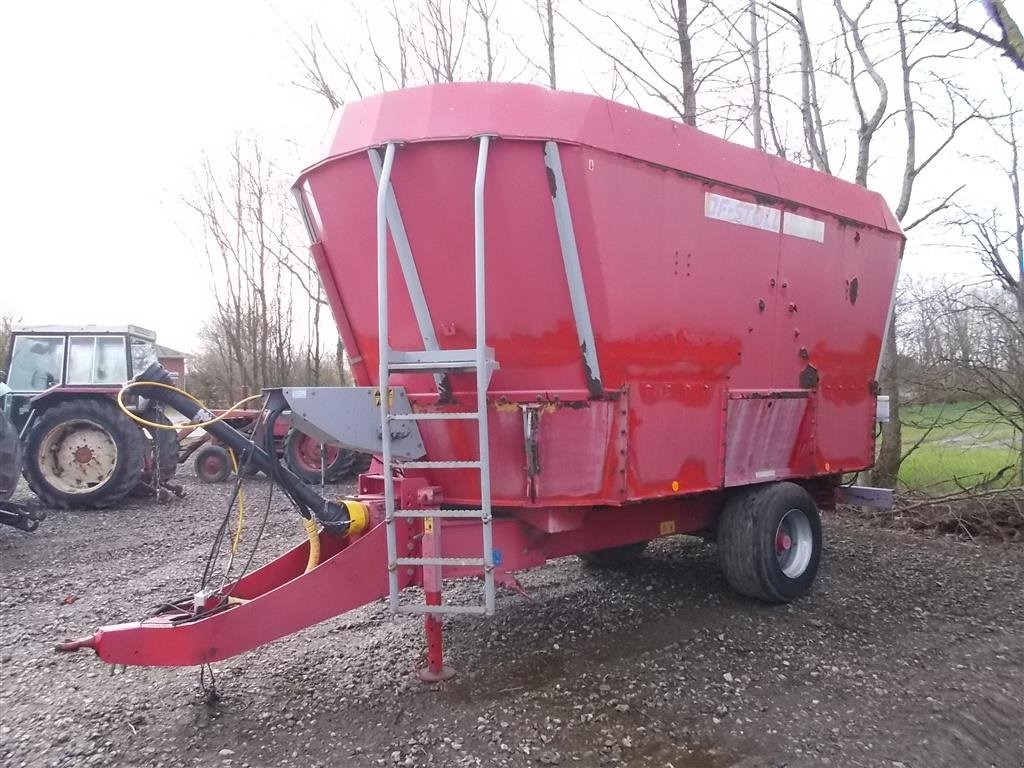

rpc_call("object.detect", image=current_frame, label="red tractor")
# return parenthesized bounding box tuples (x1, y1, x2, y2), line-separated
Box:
(180, 409, 371, 484)
(2, 325, 179, 509)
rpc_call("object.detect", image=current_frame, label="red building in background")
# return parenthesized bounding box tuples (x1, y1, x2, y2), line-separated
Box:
(155, 344, 186, 389)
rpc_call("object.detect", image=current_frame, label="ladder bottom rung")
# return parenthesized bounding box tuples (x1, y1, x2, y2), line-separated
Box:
(396, 556, 486, 567)
(398, 460, 481, 469)
(393, 509, 489, 519)
(396, 604, 490, 616)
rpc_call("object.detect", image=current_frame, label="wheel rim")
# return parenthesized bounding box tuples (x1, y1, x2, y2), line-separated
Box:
(775, 508, 813, 578)
(292, 434, 340, 472)
(37, 419, 118, 495)
(200, 454, 225, 478)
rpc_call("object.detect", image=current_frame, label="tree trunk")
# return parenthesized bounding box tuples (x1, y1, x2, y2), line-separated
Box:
(675, 0, 697, 126)
(750, 0, 763, 151)
(873, 315, 902, 487)
(545, 0, 557, 89)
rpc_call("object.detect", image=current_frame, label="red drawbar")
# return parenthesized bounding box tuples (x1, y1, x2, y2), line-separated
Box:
(58, 523, 410, 667)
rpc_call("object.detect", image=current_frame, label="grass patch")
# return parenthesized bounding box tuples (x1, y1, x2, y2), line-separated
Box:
(898, 401, 1021, 493)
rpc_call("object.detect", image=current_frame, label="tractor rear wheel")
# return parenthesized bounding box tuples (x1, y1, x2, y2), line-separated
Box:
(283, 428, 349, 484)
(578, 540, 649, 566)
(716, 482, 822, 602)
(23, 399, 146, 509)
(194, 444, 232, 483)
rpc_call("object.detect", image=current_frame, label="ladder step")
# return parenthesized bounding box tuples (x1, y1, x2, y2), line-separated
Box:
(393, 509, 489, 519)
(387, 348, 496, 373)
(388, 411, 479, 421)
(396, 556, 487, 567)
(398, 460, 481, 469)
(396, 604, 490, 616)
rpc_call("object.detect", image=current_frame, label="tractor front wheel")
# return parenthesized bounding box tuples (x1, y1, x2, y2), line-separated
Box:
(23, 399, 146, 509)
(194, 444, 232, 483)
(282, 428, 350, 484)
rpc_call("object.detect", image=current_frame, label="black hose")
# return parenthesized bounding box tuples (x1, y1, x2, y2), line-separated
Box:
(132, 363, 353, 532)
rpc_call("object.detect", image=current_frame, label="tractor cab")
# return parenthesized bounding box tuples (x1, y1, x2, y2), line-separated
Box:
(3, 325, 159, 432)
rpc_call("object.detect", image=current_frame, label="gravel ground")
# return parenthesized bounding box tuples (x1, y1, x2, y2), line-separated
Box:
(2, 472, 1023, 768)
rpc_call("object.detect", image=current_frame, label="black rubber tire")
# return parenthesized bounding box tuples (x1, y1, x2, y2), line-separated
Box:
(0, 409, 22, 501)
(22, 398, 146, 510)
(717, 482, 822, 603)
(350, 452, 373, 475)
(326, 449, 359, 481)
(578, 540, 649, 566)
(194, 444, 232, 483)
(282, 428, 348, 484)
(140, 409, 179, 483)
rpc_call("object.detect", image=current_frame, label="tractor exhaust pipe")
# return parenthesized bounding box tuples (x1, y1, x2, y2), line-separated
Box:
(132, 363, 355, 533)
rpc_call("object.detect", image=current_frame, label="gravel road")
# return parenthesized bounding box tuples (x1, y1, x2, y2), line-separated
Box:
(1, 472, 1022, 768)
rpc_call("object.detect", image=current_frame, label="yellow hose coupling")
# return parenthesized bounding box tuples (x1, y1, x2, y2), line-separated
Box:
(340, 499, 370, 536)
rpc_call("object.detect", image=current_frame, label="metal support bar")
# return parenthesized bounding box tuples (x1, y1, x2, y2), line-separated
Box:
(368, 148, 447, 395)
(543, 141, 604, 398)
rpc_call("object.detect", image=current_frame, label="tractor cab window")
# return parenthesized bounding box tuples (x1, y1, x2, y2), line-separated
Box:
(129, 338, 159, 377)
(67, 336, 128, 385)
(7, 336, 66, 392)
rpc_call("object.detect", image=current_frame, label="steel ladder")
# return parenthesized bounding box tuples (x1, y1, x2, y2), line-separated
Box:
(374, 137, 497, 617)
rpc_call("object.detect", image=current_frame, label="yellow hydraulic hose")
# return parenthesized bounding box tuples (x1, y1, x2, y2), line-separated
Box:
(303, 517, 321, 572)
(116, 380, 263, 431)
(116, 379, 322, 576)
(227, 449, 246, 554)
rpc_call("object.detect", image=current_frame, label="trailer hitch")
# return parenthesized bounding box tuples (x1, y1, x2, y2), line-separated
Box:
(0, 500, 46, 532)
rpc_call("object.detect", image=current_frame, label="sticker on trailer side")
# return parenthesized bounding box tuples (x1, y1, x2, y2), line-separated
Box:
(783, 212, 825, 242)
(704, 192, 780, 233)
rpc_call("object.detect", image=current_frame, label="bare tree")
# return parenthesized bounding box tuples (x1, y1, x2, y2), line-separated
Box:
(470, 0, 498, 81)
(0, 312, 19, 368)
(771, 1, 831, 171)
(408, 0, 471, 83)
(185, 139, 324, 402)
(536, 0, 558, 88)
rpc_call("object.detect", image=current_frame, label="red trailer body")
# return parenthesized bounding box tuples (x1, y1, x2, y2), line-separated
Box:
(59, 84, 902, 677)
(299, 83, 901, 504)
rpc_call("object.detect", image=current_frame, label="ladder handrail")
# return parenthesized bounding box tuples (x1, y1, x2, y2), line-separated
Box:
(474, 135, 495, 615)
(376, 142, 400, 612)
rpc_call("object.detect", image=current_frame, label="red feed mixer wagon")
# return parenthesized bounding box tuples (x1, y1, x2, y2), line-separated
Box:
(58, 83, 901, 681)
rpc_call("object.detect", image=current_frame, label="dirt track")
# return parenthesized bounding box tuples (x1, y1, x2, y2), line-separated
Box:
(1, 472, 1022, 768)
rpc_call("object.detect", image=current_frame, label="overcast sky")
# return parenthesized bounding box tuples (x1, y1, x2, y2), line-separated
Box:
(0, 1, 1017, 353)
(0, 1, 333, 351)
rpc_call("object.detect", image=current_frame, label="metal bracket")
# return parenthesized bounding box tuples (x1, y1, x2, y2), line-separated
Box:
(835, 485, 894, 509)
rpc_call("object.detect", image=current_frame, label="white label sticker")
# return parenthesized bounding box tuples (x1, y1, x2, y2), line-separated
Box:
(292, 389, 307, 399)
(705, 192, 781, 233)
(783, 212, 825, 242)
(754, 469, 778, 479)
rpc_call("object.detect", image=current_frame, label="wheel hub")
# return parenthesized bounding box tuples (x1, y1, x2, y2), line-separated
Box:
(38, 420, 119, 494)
(775, 508, 812, 579)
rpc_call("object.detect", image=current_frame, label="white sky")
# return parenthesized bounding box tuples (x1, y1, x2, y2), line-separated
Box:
(0, 1, 1018, 353)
